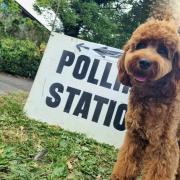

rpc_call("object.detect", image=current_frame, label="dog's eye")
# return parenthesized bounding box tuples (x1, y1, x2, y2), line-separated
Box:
(136, 42, 147, 50)
(157, 44, 169, 58)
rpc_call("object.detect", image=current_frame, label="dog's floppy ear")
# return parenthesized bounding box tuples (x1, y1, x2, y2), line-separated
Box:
(173, 45, 180, 80)
(118, 46, 131, 87)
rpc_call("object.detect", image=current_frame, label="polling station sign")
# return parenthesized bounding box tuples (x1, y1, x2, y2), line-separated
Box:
(24, 33, 129, 148)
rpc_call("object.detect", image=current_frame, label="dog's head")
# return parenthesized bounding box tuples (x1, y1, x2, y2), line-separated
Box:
(118, 19, 180, 87)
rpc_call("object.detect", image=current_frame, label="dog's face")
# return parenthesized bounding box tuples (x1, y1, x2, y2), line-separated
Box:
(119, 19, 180, 87)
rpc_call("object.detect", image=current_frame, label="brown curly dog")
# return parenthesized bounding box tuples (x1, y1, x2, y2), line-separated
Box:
(111, 19, 180, 180)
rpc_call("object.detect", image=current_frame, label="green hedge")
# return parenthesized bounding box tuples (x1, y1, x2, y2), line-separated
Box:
(0, 38, 43, 79)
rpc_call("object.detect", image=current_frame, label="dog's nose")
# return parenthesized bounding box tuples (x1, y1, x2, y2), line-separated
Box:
(139, 59, 152, 70)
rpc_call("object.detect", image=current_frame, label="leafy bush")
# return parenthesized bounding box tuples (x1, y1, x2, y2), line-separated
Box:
(0, 0, 49, 45)
(0, 0, 48, 78)
(0, 38, 43, 78)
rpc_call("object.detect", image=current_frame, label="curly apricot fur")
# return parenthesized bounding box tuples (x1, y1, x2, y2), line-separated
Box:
(112, 19, 180, 180)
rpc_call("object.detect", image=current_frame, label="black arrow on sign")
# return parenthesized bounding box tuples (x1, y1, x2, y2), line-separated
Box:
(93, 47, 123, 58)
(76, 43, 90, 52)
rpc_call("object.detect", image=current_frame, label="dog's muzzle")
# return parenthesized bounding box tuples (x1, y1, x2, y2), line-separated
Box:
(128, 58, 156, 83)
(138, 58, 152, 70)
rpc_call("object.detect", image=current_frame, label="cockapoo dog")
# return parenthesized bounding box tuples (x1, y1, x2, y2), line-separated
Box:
(111, 19, 180, 180)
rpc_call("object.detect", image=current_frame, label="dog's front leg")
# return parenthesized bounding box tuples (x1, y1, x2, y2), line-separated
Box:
(142, 140, 179, 180)
(111, 131, 145, 180)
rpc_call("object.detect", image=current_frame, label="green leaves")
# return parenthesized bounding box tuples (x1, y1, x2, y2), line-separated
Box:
(0, 0, 49, 45)
(51, 164, 68, 178)
(0, 38, 42, 78)
(0, 93, 117, 179)
(0, 0, 20, 15)
(35, 0, 154, 48)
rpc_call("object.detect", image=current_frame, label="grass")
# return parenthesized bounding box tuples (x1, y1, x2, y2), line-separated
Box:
(0, 92, 117, 180)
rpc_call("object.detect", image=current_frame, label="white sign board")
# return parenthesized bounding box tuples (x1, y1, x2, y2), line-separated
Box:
(24, 33, 129, 148)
